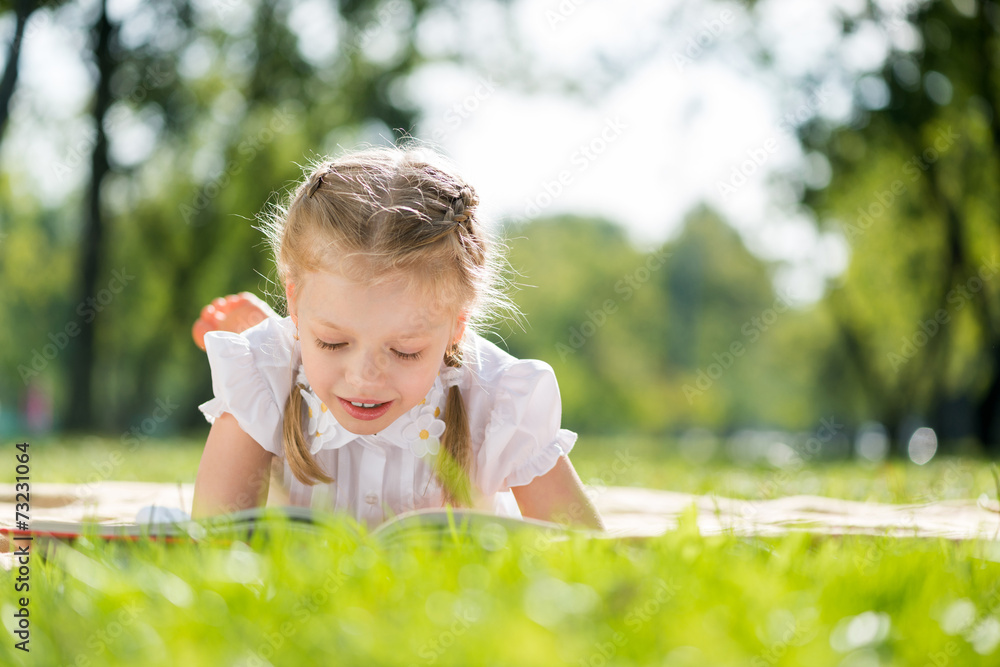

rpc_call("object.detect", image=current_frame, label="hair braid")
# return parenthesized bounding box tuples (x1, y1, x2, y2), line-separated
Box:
(282, 382, 333, 485)
(436, 344, 472, 506)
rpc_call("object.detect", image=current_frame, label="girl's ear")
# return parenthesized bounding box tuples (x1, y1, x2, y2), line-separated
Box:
(452, 311, 468, 345)
(285, 281, 298, 326)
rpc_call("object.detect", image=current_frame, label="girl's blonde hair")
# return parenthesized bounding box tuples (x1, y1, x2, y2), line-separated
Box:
(262, 145, 507, 506)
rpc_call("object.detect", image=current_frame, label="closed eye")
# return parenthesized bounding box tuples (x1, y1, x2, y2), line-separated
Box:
(317, 339, 420, 360)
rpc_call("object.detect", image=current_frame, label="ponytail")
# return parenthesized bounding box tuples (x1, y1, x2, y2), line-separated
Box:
(436, 345, 473, 506)
(282, 383, 333, 485)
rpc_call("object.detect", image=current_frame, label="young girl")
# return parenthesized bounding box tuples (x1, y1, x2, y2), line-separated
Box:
(191, 145, 603, 530)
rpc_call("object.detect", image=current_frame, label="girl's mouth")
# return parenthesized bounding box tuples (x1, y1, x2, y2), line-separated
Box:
(338, 397, 393, 421)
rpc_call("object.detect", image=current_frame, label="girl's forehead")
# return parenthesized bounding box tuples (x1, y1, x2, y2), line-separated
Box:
(300, 269, 458, 333)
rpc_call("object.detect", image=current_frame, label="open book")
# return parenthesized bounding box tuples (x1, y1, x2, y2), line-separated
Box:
(1, 506, 584, 547)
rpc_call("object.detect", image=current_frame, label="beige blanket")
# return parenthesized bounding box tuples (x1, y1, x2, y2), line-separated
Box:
(3, 482, 998, 569)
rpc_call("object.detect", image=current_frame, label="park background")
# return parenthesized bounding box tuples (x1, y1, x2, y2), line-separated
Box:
(1, 0, 999, 471)
(6, 2, 1000, 664)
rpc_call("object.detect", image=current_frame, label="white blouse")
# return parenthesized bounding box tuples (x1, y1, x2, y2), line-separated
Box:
(199, 316, 576, 526)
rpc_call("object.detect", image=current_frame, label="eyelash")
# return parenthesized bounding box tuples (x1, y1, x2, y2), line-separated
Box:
(315, 339, 422, 361)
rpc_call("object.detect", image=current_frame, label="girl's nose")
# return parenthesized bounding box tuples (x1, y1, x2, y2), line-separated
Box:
(345, 349, 387, 388)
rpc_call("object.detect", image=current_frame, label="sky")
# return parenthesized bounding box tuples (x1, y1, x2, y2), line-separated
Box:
(1, 0, 926, 303)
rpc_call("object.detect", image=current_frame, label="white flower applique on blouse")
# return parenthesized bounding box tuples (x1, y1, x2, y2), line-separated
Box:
(199, 316, 577, 527)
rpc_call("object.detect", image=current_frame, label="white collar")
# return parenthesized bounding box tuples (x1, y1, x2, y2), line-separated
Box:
(295, 364, 463, 458)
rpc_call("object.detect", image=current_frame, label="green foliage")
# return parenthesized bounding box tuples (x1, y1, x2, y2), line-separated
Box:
(3, 0, 999, 450)
(497, 211, 844, 434)
(793, 1, 1000, 443)
(0, 0, 438, 433)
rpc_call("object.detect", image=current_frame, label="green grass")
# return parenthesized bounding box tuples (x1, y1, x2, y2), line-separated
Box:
(3, 511, 1000, 666)
(5, 433, 998, 505)
(570, 436, 1000, 505)
(4, 434, 1000, 665)
(0, 435, 206, 486)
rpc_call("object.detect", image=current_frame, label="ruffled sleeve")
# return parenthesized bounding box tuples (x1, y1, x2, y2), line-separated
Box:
(474, 358, 577, 495)
(198, 316, 298, 457)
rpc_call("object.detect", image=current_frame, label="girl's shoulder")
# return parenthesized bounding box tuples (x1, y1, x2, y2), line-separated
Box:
(204, 315, 299, 371)
(458, 334, 564, 421)
(461, 332, 556, 389)
(200, 316, 299, 457)
(459, 333, 576, 495)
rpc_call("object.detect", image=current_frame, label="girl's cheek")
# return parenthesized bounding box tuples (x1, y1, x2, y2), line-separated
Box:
(413, 366, 442, 400)
(302, 352, 338, 390)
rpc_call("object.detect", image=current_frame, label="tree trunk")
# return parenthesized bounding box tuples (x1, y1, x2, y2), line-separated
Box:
(65, 0, 113, 430)
(975, 345, 1000, 453)
(971, 0, 1000, 455)
(0, 0, 36, 143)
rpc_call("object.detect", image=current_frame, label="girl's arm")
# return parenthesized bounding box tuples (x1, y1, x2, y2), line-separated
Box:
(512, 455, 605, 531)
(192, 413, 274, 519)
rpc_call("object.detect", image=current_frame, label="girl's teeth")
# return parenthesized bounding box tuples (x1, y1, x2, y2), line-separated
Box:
(351, 401, 380, 408)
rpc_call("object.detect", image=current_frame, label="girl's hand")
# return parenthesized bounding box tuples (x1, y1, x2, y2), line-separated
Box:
(512, 456, 605, 531)
(192, 292, 278, 351)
